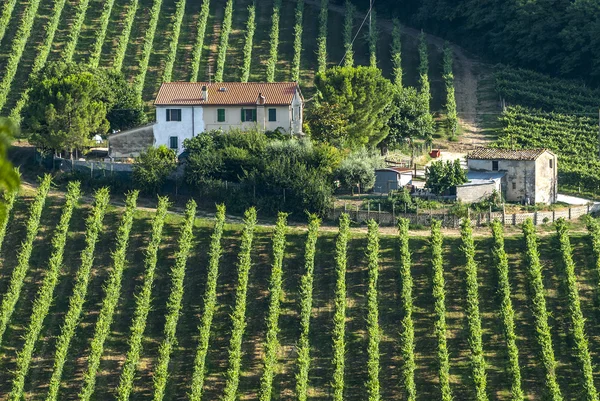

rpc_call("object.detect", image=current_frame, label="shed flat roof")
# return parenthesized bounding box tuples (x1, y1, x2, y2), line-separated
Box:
(459, 171, 506, 187)
(467, 148, 553, 161)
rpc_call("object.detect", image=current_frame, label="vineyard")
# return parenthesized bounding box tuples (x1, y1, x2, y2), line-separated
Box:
(494, 66, 600, 194)
(0, 0, 452, 117)
(1, 184, 600, 400)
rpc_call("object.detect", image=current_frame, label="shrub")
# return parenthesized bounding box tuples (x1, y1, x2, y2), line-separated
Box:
(425, 159, 466, 195)
(190, 0, 211, 81)
(240, 4, 256, 83)
(133, 145, 177, 193)
(335, 149, 384, 193)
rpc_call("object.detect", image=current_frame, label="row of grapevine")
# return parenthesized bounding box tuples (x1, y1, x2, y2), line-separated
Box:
(391, 19, 402, 88)
(365, 220, 380, 401)
(522, 219, 563, 401)
(162, 0, 187, 82)
(190, 204, 226, 401)
(317, 0, 328, 73)
(331, 213, 349, 401)
(116, 196, 169, 401)
(222, 207, 257, 401)
(78, 191, 139, 401)
(418, 31, 430, 112)
(586, 218, 600, 305)
(62, 0, 90, 62)
(430, 220, 452, 401)
(265, 0, 282, 83)
(555, 220, 598, 401)
(490, 221, 524, 401)
(258, 212, 288, 401)
(0, 174, 51, 347)
(214, 0, 234, 83)
(9, 0, 68, 122)
(132, 0, 164, 98)
(0, 0, 43, 112)
(398, 219, 416, 400)
(343, 0, 355, 67)
(190, 0, 211, 81)
(153, 200, 197, 401)
(295, 214, 320, 401)
(368, 11, 377, 68)
(7, 182, 81, 401)
(45, 187, 111, 401)
(460, 219, 488, 401)
(0, 186, 17, 255)
(240, 4, 256, 83)
(290, 0, 304, 82)
(0, 0, 17, 43)
(112, 0, 139, 72)
(443, 43, 458, 137)
(88, 0, 117, 67)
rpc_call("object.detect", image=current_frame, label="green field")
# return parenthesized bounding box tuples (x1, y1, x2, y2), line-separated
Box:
(0, 0, 449, 116)
(1, 185, 600, 400)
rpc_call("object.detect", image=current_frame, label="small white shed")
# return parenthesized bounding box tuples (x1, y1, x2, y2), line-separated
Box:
(374, 168, 413, 194)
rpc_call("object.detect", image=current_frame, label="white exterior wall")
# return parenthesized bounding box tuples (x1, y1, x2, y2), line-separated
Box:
(154, 106, 204, 154)
(467, 158, 539, 203)
(535, 152, 558, 204)
(290, 90, 303, 134)
(202, 105, 293, 133)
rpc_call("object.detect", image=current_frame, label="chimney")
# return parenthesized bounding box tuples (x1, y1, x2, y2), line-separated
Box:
(201, 85, 208, 101)
(257, 92, 266, 105)
(256, 92, 266, 131)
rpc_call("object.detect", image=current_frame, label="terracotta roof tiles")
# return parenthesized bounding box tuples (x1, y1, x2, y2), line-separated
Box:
(467, 148, 553, 161)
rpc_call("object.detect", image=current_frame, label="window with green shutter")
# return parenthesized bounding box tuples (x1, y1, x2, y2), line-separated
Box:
(241, 108, 256, 122)
(169, 136, 178, 150)
(217, 108, 225, 122)
(268, 108, 276, 121)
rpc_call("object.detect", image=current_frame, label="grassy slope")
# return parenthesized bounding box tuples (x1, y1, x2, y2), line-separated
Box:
(0, 192, 598, 400)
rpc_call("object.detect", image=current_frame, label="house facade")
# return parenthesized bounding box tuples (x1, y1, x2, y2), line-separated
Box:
(109, 82, 304, 158)
(465, 148, 558, 204)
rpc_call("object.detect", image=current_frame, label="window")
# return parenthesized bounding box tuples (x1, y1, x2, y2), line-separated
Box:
(492, 160, 499, 171)
(268, 108, 277, 122)
(169, 136, 178, 150)
(241, 108, 257, 122)
(166, 109, 181, 122)
(549, 159, 553, 169)
(217, 108, 226, 122)
(512, 182, 517, 190)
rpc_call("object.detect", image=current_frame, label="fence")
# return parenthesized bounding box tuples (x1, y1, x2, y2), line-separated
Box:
(328, 203, 600, 228)
(58, 158, 133, 179)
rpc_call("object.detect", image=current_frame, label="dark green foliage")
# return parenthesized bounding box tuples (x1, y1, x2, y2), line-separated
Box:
(241, 4, 256, 83)
(133, 145, 177, 192)
(555, 220, 598, 401)
(222, 208, 257, 401)
(215, 0, 234, 82)
(365, 220, 380, 401)
(306, 102, 349, 147)
(398, 219, 416, 400)
(460, 219, 488, 401)
(332, 214, 349, 401)
(315, 66, 395, 148)
(490, 221, 524, 401)
(425, 159, 466, 195)
(266, 0, 282, 82)
(385, 86, 435, 149)
(191, 0, 211, 81)
(522, 219, 563, 401)
(295, 215, 320, 401)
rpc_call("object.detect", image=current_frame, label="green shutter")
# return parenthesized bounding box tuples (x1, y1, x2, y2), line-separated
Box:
(252, 109, 257, 122)
(241, 108, 245, 122)
(218, 109, 225, 122)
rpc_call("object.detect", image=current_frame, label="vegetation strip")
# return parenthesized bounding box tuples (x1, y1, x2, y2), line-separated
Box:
(418, 31, 430, 112)
(0, 174, 51, 347)
(490, 221, 524, 401)
(112, 0, 138, 71)
(266, 0, 282, 82)
(132, 0, 164, 98)
(368, 11, 377, 67)
(391, 19, 402, 88)
(398, 219, 416, 400)
(152, 200, 197, 401)
(460, 219, 488, 401)
(0, 188, 17, 256)
(443, 43, 458, 138)
(0, 0, 17, 44)
(258, 212, 288, 401)
(162, 0, 187, 82)
(331, 213, 349, 401)
(295, 214, 320, 401)
(78, 191, 139, 401)
(62, 0, 91, 62)
(88, 0, 117, 67)
(522, 219, 563, 401)
(366, 220, 380, 401)
(240, 3, 256, 83)
(214, 0, 234, 83)
(9, 0, 68, 122)
(116, 196, 169, 401)
(430, 220, 452, 401)
(221, 207, 257, 401)
(190, 0, 211, 81)
(45, 187, 110, 401)
(189, 204, 226, 401)
(8, 182, 81, 401)
(555, 219, 598, 401)
(586, 217, 600, 305)
(342, 1, 354, 67)
(0, 0, 44, 112)
(317, 0, 328, 73)
(290, 0, 303, 82)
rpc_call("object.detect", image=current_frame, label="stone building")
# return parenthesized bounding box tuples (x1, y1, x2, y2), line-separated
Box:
(461, 148, 558, 204)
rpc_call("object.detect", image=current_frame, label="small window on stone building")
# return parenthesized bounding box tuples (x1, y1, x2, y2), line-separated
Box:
(169, 136, 178, 150)
(492, 160, 499, 171)
(549, 159, 553, 169)
(268, 108, 277, 122)
(512, 182, 516, 190)
(166, 109, 181, 122)
(217, 108, 226, 122)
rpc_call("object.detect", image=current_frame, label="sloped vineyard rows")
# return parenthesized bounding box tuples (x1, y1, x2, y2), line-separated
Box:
(214, 0, 234, 83)
(332, 213, 349, 401)
(398, 218, 416, 400)
(290, 0, 304, 82)
(240, 4, 256, 83)
(265, 0, 282, 83)
(162, 0, 188, 83)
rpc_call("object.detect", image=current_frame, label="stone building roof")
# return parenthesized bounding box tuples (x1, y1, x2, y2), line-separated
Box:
(154, 82, 301, 106)
(467, 148, 553, 161)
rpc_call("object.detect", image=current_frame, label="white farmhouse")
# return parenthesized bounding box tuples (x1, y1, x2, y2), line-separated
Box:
(108, 82, 304, 158)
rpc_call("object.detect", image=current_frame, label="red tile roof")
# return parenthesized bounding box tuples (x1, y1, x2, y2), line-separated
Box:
(467, 148, 553, 161)
(154, 82, 301, 106)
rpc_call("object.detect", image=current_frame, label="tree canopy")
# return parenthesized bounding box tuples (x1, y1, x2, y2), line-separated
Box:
(384, 86, 435, 149)
(425, 159, 467, 195)
(133, 145, 177, 192)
